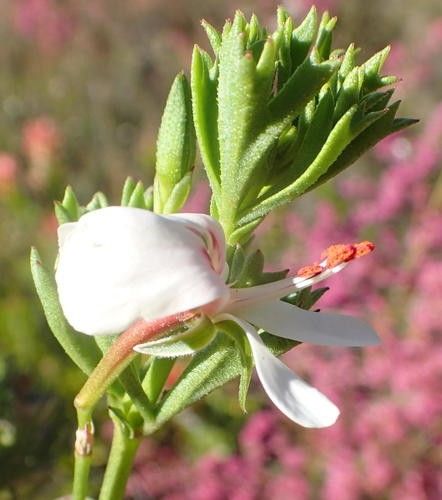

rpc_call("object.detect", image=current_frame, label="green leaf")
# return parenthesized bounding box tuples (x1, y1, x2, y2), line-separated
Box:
(217, 31, 264, 227)
(142, 357, 175, 403)
(315, 12, 337, 61)
(191, 46, 221, 200)
(154, 72, 196, 213)
(54, 201, 71, 224)
(363, 46, 391, 91)
(121, 177, 136, 206)
(308, 101, 417, 190)
(135, 316, 216, 358)
(128, 181, 146, 208)
(269, 56, 338, 125)
(144, 186, 154, 210)
(219, 321, 253, 412)
(86, 192, 108, 212)
(290, 6, 318, 70)
(162, 172, 193, 214)
(201, 19, 221, 56)
(30, 247, 101, 375)
(227, 244, 246, 284)
(239, 105, 385, 224)
(61, 186, 80, 221)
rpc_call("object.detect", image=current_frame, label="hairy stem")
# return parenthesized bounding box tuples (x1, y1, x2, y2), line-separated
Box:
(72, 450, 92, 500)
(71, 312, 196, 498)
(98, 422, 141, 500)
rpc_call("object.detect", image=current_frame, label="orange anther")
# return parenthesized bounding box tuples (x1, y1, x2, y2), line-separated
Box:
(297, 263, 323, 279)
(354, 241, 375, 257)
(322, 244, 356, 268)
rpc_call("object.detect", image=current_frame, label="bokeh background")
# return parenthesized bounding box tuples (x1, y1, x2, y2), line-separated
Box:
(0, 0, 441, 498)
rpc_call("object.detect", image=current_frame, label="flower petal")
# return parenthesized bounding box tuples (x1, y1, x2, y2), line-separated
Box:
(55, 207, 230, 335)
(216, 314, 340, 428)
(235, 300, 380, 346)
(229, 263, 347, 308)
(165, 213, 226, 274)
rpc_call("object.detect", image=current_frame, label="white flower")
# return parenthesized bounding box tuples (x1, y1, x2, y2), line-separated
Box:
(56, 206, 379, 428)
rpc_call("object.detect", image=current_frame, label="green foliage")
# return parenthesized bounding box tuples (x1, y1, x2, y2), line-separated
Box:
(191, 7, 415, 244)
(30, 247, 101, 375)
(154, 73, 196, 214)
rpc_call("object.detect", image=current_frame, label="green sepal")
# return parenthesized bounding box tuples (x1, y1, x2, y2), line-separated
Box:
(61, 186, 80, 221)
(142, 357, 175, 403)
(218, 321, 253, 412)
(162, 172, 193, 214)
(54, 201, 72, 224)
(227, 244, 246, 284)
(108, 406, 138, 439)
(128, 181, 146, 208)
(135, 316, 216, 358)
(30, 247, 101, 375)
(121, 177, 137, 206)
(144, 186, 154, 211)
(235, 249, 288, 287)
(86, 192, 108, 212)
(154, 72, 196, 213)
(284, 286, 329, 310)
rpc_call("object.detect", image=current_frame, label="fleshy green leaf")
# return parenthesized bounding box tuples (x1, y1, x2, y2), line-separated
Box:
(308, 101, 418, 190)
(121, 177, 137, 206)
(154, 72, 196, 213)
(30, 247, 101, 375)
(191, 46, 221, 200)
(219, 321, 253, 412)
(54, 201, 71, 224)
(128, 181, 146, 208)
(61, 186, 80, 221)
(162, 172, 193, 214)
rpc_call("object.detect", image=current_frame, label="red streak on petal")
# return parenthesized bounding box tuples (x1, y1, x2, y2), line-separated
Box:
(296, 263, 323, 279)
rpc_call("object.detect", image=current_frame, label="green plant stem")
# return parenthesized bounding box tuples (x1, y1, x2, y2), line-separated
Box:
(73, 453, 92, 500)
(74, 312, 195, 426)
(142, 357, 175, 402)
(98, 423, 141, 500)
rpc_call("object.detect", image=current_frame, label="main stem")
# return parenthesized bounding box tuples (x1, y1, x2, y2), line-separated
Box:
(73, 454, 92, 500)
(72, 311, 196, 499)
(98, 422, 141, 500)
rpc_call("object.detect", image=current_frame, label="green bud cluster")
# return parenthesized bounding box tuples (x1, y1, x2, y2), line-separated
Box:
(191, 7, 416, 244)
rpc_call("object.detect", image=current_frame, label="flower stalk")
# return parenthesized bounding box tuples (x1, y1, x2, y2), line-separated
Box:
(29, 6, 417, 499)
(98, 421, 141, 500)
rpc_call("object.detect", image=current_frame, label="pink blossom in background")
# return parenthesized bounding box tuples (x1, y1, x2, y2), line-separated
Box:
(13, 0, 75, 53)
(0, 153, 18, 194)
(22, 116, 61, 163)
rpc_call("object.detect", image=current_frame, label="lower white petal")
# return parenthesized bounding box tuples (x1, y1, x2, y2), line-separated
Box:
(235, 300, 379, 346)
(216, 314, 339, 428)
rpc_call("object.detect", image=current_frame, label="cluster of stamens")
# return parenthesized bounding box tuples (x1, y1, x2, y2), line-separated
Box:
(296, 241, 375, 279)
